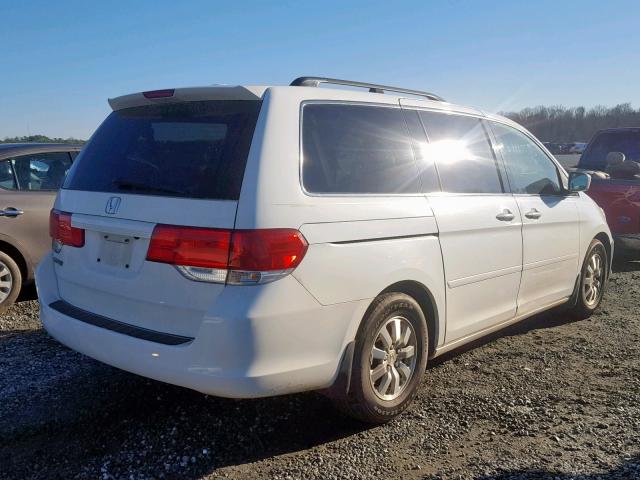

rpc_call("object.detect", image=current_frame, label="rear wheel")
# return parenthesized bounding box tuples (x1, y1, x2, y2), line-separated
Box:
(0, 251, 22, 313)
(569, 239, 607, 319)
(333, 293, 428, 424)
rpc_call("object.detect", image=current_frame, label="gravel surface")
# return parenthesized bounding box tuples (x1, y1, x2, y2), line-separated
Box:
(1, 260, 639, 480)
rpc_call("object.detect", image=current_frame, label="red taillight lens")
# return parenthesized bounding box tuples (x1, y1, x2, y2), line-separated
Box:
(49, 209, 85, 248)
(146, 225, 231, 268)
(146, 225, 308, 284)
(142, 89, 175, 99)
(229, 229, 308, 271)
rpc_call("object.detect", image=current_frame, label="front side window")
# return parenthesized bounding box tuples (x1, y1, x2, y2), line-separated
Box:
(418, 111, 503, 194)
(7, 152, 72, 191)
(302, 103, 420, 194)
(491, 122, 562, 195)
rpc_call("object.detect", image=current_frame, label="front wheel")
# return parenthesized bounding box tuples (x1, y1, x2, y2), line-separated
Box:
(569, 239, 608, 319)
(333, 293, 428, 424)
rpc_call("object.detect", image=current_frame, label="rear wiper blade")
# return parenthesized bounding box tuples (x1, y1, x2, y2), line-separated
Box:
(113, 179, 187, 196)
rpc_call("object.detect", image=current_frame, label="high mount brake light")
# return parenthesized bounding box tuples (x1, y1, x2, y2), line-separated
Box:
(146, 225, 308, 285)
(49, 209, 85, 248)
(142, 89, 175, 99)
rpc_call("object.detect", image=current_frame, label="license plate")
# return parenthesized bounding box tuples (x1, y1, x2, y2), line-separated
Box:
(99, 233, 134, 268)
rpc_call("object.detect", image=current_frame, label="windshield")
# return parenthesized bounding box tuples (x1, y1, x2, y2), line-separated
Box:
(580, 130, 640, 170)
(64, 100, 262, 200)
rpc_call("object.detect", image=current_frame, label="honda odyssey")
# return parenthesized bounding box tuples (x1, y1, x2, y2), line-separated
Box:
(36, 77, 612, 423)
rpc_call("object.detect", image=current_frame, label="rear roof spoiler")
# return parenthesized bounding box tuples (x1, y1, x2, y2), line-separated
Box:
(108, 86, 267, 111)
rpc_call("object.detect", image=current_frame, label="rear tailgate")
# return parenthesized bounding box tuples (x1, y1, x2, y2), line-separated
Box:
(51, 94, 262, 338)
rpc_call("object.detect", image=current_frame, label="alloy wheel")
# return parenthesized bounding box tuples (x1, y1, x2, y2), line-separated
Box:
(583, 250, 604, 307)
(0, 261, 13, 304)
(369, 315, 418, 401)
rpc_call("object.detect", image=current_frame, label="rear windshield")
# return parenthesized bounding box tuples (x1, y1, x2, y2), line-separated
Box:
(64, 100, 262, 200)
(580, 130, 640, 170)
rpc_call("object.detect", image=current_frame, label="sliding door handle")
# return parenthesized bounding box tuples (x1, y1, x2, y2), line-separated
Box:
(525, 208, 542, 220)
(496, 209, 515, 222)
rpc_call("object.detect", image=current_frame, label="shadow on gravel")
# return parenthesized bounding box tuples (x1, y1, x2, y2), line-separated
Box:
(430, 307, 577, 367)
(16, 283, 37, 302)
(1, 338, 369, 478)
(0, 294, 605, 479)
(612, 257, 640, 273)
(473, 456, 639, 480)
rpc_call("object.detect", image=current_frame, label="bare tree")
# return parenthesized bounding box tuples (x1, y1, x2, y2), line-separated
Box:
(501, 104, 640, 142)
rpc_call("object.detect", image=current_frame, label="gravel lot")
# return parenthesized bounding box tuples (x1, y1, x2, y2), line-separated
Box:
(1, 258, 639, 480)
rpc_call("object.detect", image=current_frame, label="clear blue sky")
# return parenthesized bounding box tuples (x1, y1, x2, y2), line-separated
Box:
(1, 0, 639, 139)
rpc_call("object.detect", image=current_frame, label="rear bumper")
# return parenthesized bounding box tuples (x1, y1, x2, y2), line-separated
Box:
(36, 254, 368, 398)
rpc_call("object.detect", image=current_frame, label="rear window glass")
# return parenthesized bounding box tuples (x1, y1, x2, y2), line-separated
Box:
(64, 100, 261, 200)
(580, 130, 640, 170)
(302, 103, 420, 194)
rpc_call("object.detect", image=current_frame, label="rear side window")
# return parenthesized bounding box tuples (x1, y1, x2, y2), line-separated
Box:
(302, 103, 420, 194)
(2, 152, 72, 191)
(419, 111, 503, 194)
(64, 100, 262, 200)
(491, 122, 562, 195)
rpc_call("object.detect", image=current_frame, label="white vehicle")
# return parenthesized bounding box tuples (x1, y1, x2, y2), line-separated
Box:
(37, 77, 612, 423)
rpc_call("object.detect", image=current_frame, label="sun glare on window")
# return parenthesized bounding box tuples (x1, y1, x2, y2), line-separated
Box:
(419, 139, 474, 165)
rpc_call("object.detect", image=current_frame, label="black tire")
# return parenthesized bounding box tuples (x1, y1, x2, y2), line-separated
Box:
(569, 239, 607, 319)
(333, 293, 428, 424)
(0, 251, 22, 313)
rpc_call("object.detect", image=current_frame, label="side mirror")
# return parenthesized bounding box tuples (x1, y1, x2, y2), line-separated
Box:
(568, 171, 591, 192)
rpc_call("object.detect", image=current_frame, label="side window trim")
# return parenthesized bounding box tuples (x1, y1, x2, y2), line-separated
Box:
(482, 119, 513, 194)
(11, 158, 23, 190)
(479, 120, 508, 194)
(401, 108, 442, 193)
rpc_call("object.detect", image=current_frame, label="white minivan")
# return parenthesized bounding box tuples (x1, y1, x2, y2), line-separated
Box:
(37, 77, 612, 423)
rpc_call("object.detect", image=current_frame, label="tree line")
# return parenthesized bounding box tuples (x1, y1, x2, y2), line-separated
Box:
(502, 103, 640, 143)
(3, 104, 640, 146)
(1, 135, 85, 144)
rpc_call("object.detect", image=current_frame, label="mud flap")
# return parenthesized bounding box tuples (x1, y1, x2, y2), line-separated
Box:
(320, 341, 355, 399)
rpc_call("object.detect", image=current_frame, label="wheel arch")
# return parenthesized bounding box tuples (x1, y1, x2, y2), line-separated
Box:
(327, 279, 440, 399)
(594, 231, 612, 275)
(377, 280, 439, 358)
(0, 239, 30, 284)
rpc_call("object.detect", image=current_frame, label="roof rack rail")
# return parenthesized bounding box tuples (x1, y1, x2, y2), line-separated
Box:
(290, 76, 445, 102)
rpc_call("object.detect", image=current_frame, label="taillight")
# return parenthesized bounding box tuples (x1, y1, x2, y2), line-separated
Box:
(227, 229, 308, 285)
(49, 209, 85, 248)
(146, 225, 308, 285)
(146, 226, 231, 282)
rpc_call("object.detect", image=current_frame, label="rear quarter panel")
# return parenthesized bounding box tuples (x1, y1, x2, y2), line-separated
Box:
(235, 87, 447, 347)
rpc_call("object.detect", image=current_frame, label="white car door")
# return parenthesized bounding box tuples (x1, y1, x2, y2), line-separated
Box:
(413, 110, 523, 343)
(490, 121, 580, 316)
